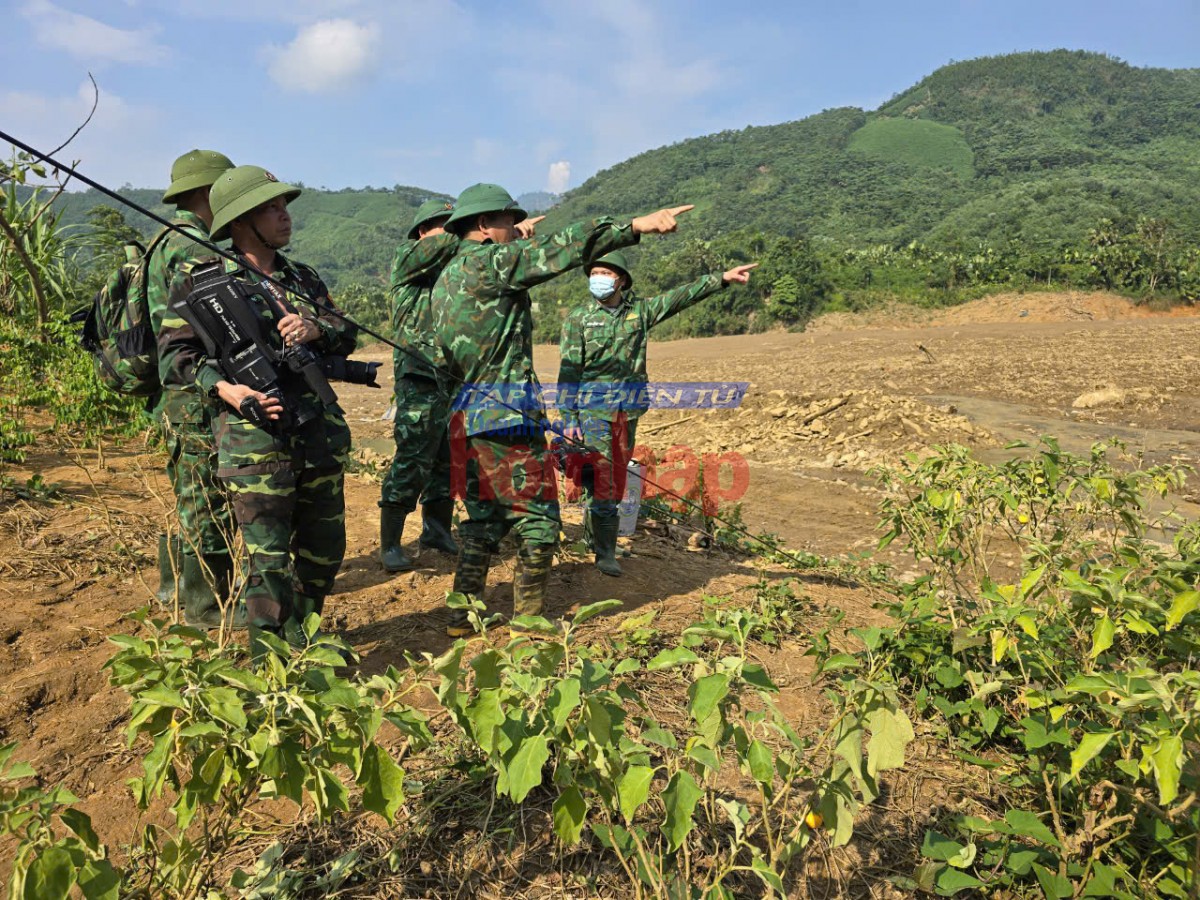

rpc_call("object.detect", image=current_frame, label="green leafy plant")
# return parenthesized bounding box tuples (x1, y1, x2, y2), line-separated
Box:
(103, 611, 430, 899)
(869, 439, 1199, 896)
(421, 592, 910, 898)
(1, 744, 121, 900)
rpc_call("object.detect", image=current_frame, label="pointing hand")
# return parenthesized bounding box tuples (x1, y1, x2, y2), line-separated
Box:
(632, 204, 695, 235)
(515, 215, 546, 239)
(722, 263, 759, 285)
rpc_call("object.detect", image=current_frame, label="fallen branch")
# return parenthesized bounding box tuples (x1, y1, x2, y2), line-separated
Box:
(640, 413, 701, 437)
(799, 396, 849, 427)
(831, 428, 873, 447)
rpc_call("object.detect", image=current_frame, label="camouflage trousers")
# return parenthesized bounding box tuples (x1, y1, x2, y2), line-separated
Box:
(450, 428, 561, 550)
(380, 374, 452, 512)
(216, 408, 350, 630)
(223, 464, 346, 629)
(163, 415, 234, 560)
(572, 414, 638, 522)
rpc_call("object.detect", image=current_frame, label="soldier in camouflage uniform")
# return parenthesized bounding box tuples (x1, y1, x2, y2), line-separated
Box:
(149, 149, 240, 627)
(431, 183, 695, 635)
(379, 199, 460, 571)
(558, 251, 758, 576)
(160, 166, 357, 654)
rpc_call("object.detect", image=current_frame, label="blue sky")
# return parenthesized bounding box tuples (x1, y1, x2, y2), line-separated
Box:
(1, 1, 1197, 198)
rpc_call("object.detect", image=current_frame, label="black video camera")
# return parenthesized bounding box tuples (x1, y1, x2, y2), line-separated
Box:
(172, 262, 340, 432)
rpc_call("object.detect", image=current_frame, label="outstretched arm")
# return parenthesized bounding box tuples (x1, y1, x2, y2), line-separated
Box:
(644, 264, 758, 329)
(493, 205, 696, 293)
(388, 233, 461, 296)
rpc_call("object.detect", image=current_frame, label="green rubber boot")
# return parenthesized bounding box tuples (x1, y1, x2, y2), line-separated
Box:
(513, 543, 555, 620)
(283, 590, 322, 650)
(156, 533, 182, 606)
(181, 553, 246, 629)
(446, 538, 491, 637)
(419, 499, 459, 556)
(379, 506, 415, 572)
(591, 515, 623, 577)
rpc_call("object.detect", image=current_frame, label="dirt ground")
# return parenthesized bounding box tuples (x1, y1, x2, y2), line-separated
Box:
(1, 291, 1197, 893)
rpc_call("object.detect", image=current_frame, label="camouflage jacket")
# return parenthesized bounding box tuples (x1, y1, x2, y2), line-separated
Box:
(557, 274, 725, 422)
(147, 210, 217, 424)
(160, 251, 357, 471)
(388, 233, 460, 381)
(432, 218, 639, 435)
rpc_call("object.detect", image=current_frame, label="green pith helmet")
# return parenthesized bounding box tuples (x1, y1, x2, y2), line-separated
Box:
(162, 149, 235, 203)
(443, 183, 526, 233)
(588, 250, 633, 289)
(408, 198, 456, 239)
(208, 165, 302, 241)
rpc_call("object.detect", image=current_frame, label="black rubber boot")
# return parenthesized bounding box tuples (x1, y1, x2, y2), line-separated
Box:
(283, 590, 323, 649)
(446, 538, 491, 637)
(419, 499, 459, 556)
(181, 553, 246, 630)
(591, 515, 623, 577)
(156, 533, 181, 606)
(379, 506, 415, 572)
(513, 543, 555, 621)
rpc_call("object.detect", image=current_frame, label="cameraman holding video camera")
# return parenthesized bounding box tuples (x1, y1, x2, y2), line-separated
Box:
(160, 165, 359, 657)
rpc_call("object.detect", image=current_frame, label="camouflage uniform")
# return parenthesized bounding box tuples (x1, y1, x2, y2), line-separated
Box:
(380, 233, 459, 515)
(161, 252, 356, 639)
(558, 273, 725, 520)
(433, 206, 639, 627)
(149, 148, 236, 622)
(148, 211, 236, 586)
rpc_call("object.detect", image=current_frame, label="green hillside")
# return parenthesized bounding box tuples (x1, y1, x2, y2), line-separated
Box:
(546, 50, 1200, 248)
(846, 118, 974, 178)
(42, 184, 451, 290)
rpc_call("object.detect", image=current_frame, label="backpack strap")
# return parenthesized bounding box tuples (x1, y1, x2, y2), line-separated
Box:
(121, 240, 146, 264)
(144, 223, 189, 259)
(137, 222, 206, 301)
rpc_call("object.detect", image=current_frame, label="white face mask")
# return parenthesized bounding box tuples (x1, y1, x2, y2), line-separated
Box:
(589, 274, 618, 300)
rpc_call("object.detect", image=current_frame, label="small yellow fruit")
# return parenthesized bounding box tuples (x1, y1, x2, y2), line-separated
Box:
(805, 811, 823, 829)
(1018, 514, 1029, 524)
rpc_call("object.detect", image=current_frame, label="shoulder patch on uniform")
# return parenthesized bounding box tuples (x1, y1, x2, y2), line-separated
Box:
(179, 254, 221, 275)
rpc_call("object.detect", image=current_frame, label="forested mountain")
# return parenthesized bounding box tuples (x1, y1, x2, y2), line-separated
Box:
(517, 191, 560, 213)
(40, 184, 451, 290)
(545, 50, 1200, 248)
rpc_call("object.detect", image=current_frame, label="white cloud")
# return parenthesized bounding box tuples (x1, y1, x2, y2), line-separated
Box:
(266, 19, 381, 93)
(20, 0, 168, 64)
(546, 160, 570, 194)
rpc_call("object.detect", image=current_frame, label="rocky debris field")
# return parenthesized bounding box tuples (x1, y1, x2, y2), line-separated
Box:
(635, 388, 996, 472)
